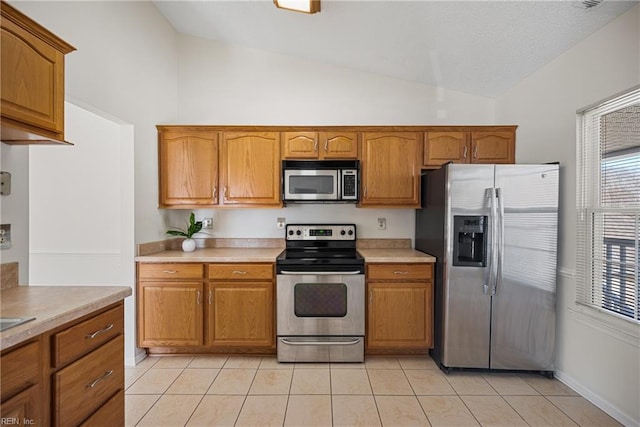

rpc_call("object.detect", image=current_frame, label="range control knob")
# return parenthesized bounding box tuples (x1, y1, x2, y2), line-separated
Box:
(288, 230, 294, 236)
(296, 230, 302, 236)
(340, 230, 346, 236)
(347, 229, 354, 236)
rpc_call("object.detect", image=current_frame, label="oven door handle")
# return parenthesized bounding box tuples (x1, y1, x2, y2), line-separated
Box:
(279, 270, 362, 275)
(279, 338, 361, 346)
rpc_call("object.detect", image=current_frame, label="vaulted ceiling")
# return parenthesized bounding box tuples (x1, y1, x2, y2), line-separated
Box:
(154, 1, 638, 98)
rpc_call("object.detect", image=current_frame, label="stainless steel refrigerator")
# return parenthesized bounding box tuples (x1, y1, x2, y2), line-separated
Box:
(416, 163, 558, 375)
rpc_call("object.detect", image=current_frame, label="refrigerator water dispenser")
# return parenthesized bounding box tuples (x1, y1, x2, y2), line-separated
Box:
(453, 216, 487, 267)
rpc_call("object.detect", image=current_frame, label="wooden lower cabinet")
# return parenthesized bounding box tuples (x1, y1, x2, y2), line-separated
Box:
(0, 302, 126, 426)
(0, 384, 42, 424)
(0, 339, 43, 424)
(207, 282, 274, 347)
(137, 282, 204, 347)
(366, 263, 434, 351)
(136, 262, 275, 351)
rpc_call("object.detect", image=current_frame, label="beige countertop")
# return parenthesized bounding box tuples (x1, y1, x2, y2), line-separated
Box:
(358, 248, 436, 263)
(0, 285, 132, 351)
(135, 247, 285, 263)
(135, 247, 436, 264)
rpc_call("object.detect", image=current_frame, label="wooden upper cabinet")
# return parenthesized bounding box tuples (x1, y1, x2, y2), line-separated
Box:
(282, 132, 318, 159)
(220, 132, 281, 206)
(282, 131, 357, 159)
(424, 129, 516, 167)
(423, 131, 470, 167)
(360, 132, 421, 207)
(470, 131, 515, 164)
(0, 1, 75, 144)
(158, 128, 218, 208)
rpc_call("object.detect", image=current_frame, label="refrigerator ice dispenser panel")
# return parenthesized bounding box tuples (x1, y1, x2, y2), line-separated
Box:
(453, 215, 487, 267)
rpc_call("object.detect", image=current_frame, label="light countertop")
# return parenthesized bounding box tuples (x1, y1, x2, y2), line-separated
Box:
(135, 247, 436, 263)
(0, 285, 132, 351)
(358, 248, 436, 263)
(135, 247, 285, 263)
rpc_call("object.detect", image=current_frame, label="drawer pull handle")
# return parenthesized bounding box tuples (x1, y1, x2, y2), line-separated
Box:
(393, 271, 409, 275)
(86, 324, 114, 339)
(162, 270, 178, 274)
(232, 270, 247, 275)
(86, 370, 113, 389)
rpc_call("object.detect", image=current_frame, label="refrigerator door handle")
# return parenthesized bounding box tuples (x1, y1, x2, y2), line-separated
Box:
(484, 188, 497, 295)
(493, 187, 505, 295)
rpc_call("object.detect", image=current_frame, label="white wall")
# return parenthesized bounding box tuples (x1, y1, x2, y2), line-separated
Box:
(0, 144, 29, 285)
(172, 35, 497, 240)
(29, 103, 139, 365)
(495, 5, 640, 425)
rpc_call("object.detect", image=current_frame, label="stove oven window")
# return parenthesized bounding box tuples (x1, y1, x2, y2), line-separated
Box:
(294, 283, 347, 317)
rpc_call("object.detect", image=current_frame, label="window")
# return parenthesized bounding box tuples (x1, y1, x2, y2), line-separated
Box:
(576, 86, 640, 322)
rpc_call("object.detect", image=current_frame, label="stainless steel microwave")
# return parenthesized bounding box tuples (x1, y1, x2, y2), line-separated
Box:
(282, 160, 359, 203)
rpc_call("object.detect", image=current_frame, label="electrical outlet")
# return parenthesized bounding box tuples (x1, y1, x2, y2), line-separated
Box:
(0, 224, 11, 249)
(277, 217, 286, 229)
(202, 217, 213, 229)
(377, 218, 386, 230)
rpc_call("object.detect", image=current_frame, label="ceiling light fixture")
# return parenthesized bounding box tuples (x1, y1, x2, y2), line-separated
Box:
(274, 0, 320, 14)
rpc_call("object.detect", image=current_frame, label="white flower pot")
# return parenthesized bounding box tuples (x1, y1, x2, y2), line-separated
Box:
(182, 238, 196, 252)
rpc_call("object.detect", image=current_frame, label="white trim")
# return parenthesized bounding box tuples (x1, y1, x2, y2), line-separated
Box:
(554, 369, 639, 427)
(127, 348, 148, 367)
(568, 305, 640, 347)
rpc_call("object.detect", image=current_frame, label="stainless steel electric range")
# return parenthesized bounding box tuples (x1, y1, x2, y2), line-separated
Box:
(276, 224, 365, 363)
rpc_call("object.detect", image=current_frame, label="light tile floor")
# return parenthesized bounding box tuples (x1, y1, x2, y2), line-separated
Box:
(125, 355, 621, 427)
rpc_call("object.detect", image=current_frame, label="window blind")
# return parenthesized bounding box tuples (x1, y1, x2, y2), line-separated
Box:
(576, 86, 640, 322)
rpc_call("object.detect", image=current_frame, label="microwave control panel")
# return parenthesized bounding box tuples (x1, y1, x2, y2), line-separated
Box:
(341, 169, 358, 200)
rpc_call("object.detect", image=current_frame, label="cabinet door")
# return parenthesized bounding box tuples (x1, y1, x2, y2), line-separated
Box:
(423, 131, 470, 167)
(0, 15, 66, 136)
(207, 282, 274, 347)
(282, 132, 318, 159)
(470, 131, 515, 164)
(367, 282, 433, 349)
(360, 132, 420, 207)
(138, 282, 204, 347)
(158, 129, 218, 207)
(0, 384, 42, 425)
(220, 132, 281, 206)
(319, 132, 358, 159)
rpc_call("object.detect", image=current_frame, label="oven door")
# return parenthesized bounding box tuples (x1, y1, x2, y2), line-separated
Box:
(276, 272, 364, 336)
(283, 169, 339, 201)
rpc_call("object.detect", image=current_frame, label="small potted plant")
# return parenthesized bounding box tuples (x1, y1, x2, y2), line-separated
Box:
(166, 212, 202, 252)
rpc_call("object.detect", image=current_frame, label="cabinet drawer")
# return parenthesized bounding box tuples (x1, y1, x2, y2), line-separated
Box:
(208, 263, 273, 280)
(367, 263, 432, 281)
(53, 304, 124, 368)
(0, 340, 40, 401)
(79, 389, 124, 427)
(139, 263, 204, 279)
(54, 335, 124, 427)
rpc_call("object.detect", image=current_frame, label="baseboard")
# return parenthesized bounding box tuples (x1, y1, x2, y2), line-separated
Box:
(554, 369, 638, 427)
(125, 348, 148, 367)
